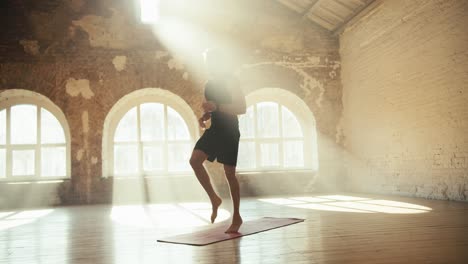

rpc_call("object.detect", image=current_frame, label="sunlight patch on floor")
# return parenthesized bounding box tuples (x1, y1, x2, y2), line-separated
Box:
(315, 195, 370, 201)
(0, 209, 55, 231)
(290, 203, 372, 213)
(110, 203, 231, 228)
(259, 195, 432, 214)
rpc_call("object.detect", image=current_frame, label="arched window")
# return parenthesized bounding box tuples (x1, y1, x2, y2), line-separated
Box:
(103, 88, 198, 177)
(237, 88, 317, 171)
(0, 90, 71, 180)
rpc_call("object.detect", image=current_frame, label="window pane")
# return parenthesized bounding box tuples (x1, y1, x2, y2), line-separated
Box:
(0, 109, 5, 144)
(239, 106, 254, 139)
(114, 145, 138, 175)
(41, 147, 66, 177)
(114, 107, 137, 142)
(140, 0, 159, 23)
(237, 141, 255, 169)
(140, 103, 164, 141)
(0, 149, 5, 178)
(143, 145, 163, 171)
(12, 150, 35, 176)
(41, 108, 66, 144)
(284, 141, 304, 167)
(167, 107, 190, 140)
(168, 143, 191, 171)
(257, 102, 279, 138)
(260, 143, 279, 167)
(11, 105, 37, 144)
(282, 106, 303, 138)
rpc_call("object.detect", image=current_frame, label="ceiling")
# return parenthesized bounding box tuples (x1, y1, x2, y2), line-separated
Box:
(276, 0, 376, 33)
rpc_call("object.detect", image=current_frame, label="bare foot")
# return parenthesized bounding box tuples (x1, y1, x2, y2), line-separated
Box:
(211, 196, 222, 224)
(225, 214, 243, 233)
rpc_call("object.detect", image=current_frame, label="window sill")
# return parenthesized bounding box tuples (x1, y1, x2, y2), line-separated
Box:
(0, 179, 68, 185)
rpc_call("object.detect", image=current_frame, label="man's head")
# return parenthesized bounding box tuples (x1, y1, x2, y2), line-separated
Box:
(203, 48, 231, 76)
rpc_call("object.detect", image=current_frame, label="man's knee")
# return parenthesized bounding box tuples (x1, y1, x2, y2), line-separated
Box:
(190, 153, 206, 168)
(189, 157, 201, 168)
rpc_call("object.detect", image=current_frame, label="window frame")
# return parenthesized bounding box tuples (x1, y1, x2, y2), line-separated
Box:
(0, 91, 71, 181)
(103, 89, 199, 178)
(237, 88, 318, 173)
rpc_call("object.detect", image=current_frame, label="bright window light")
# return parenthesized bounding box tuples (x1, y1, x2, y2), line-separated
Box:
(140, 0, 160, 24)
(112, 103, 192, 176)
(0, 149, 5, 178)
(238, 103, 306, 170)
(2, 104, 68, 179)
(0, 90, 71, 181)
(11, 105, 37, 144)
(0, 109, 6, 144)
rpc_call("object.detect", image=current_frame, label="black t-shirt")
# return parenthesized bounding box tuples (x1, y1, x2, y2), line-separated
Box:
(204, 76, 239, 130)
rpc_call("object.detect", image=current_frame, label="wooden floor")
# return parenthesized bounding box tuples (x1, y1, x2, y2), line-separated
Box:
(1, 193, 467, 264)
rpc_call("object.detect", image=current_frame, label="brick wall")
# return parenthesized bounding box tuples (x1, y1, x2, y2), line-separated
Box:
(0, 0, 342, 207)
(340, 0, 468, 201)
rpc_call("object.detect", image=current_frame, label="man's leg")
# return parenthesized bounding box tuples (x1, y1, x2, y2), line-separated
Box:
(189, 149, 222, 223)
(223, 164, 243, 233)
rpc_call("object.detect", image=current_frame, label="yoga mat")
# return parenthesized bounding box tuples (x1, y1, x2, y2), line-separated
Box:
(157, 217, 305, 246)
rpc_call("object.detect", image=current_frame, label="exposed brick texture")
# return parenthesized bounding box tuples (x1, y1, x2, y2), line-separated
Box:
(0, 0, 342, 207)
(340, 0, 468, 201)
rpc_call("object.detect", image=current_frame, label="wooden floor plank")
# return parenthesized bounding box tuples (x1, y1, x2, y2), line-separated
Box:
(0, 192, 467, 264)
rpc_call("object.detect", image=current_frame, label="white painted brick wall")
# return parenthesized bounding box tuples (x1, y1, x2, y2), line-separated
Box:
(340, 0, 468, 201)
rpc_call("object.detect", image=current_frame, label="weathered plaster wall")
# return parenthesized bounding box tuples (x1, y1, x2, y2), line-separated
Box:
(0, 0, 343, 207)
(340, 0, 468, 201)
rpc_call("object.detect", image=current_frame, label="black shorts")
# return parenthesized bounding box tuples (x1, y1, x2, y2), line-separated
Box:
(194, 127, 240, 166)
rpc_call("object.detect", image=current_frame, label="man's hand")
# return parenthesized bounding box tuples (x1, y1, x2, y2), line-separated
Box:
(198, 117, 206, 129)
(198, 112, 211, 129)
(202, 101, 217, 112)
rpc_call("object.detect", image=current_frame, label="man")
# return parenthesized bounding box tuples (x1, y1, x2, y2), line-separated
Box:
(189, 49, 246, 233)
